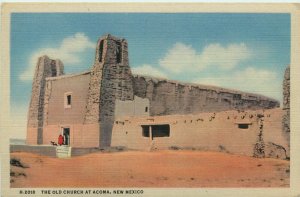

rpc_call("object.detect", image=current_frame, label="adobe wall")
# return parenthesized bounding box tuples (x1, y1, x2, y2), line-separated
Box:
(263, 109, 289, 158)
(115, 96, 150, 119)
(10, 145, 57, 157)
(111, 108, 288, 159)
(44, 72, 90, 125)
(132, 75, 280, 116)
(43, 123, 99, 148)
(11, 145, 103, 157)
(26, 127, 38, 145)
(40, 69, 100, 148)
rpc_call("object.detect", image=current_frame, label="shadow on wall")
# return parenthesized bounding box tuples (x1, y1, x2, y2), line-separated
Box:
(100, 121, 113, 148)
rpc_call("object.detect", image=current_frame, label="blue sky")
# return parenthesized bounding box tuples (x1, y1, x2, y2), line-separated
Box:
(10, 13, 290, 138)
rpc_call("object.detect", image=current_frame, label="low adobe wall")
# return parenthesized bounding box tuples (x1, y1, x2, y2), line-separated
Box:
(111, 108, 288, 159)
(26, 127, 38, 145)
(10, 145, 102, 157)
(10, 145, 57, 157)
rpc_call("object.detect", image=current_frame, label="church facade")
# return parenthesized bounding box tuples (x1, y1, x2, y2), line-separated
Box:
(26, 34, 289, 159)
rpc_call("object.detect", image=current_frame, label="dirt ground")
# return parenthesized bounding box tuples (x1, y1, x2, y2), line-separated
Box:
(10, 150, 289, 188)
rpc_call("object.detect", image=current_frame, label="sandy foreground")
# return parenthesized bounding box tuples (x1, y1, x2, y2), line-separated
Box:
(10, 150, 289, 188)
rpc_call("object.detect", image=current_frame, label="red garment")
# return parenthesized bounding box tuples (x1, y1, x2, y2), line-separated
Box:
(58, 135, 64, 145)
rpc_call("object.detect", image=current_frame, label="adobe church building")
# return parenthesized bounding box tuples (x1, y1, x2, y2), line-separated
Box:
(26, 34, 290, 159)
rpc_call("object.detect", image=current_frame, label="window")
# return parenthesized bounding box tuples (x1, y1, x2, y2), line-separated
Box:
(116, 41, 122, 63)
(238, 124, 249, 129)
(152, 125, 170, 137)
(50, 60, 57, 76)
(141, 124, 170, 139)
(64, 92, 72, 108)
(142, 126, 150, 137)
(98, 40, 104, 62)
(145, 107, 148, 112)
(67, 95, 71, 105)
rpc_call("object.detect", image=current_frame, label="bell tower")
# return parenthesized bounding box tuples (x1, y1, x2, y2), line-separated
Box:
(84, 34, 134, 147)
(27, 56, 64, 144)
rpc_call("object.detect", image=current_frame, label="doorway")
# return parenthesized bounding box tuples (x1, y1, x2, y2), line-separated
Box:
(63, 128, 70, 146)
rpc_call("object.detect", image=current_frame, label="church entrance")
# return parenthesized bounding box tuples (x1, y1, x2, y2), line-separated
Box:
(63, 128, 70, 146)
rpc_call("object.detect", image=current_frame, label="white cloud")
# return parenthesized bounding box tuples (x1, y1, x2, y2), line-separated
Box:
(159, 43, 200, 74)
(199, 43, 251, 70)
(194, 67, 281, 102)
(131, 64, 167, 78)
(159, 42, 252, 74)
(114, 40, 281, 102)
(19, 33, 95, 81)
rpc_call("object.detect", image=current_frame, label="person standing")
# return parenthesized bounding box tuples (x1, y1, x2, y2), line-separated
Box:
(58, 134, 64, 146)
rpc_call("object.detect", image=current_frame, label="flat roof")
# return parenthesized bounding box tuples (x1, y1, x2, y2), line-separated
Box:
(46, 70, 91, 81)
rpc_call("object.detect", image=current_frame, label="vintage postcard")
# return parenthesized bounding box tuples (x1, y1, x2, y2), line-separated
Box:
(1, 3, 300, 197)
